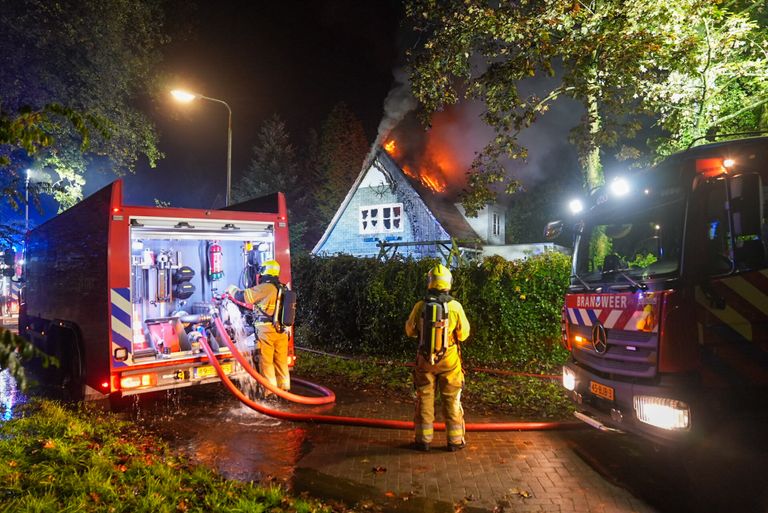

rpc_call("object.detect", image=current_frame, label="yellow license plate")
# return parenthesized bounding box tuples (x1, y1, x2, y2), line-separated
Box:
(196, 362, 232, 379)
(590, 381, 615, 401)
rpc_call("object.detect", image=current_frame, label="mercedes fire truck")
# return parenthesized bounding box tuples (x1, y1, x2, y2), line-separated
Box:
(19, 180, 294, 402)
(553, 136, 768, 444)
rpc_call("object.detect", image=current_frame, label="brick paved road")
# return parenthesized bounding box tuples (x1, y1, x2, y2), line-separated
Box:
(296, 424, 656, 513)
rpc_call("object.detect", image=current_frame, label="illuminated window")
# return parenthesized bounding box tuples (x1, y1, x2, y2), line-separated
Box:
(360, 203, 403, 234)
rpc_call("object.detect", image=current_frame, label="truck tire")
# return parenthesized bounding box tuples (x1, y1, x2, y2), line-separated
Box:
(60, 342, 85, 402)
(50, 328, 85, 402)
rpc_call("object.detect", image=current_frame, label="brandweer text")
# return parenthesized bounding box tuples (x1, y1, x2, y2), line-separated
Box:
(576, 295, 629, 309)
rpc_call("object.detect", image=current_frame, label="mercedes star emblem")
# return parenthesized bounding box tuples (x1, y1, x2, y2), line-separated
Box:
(592, 323, 608, 354)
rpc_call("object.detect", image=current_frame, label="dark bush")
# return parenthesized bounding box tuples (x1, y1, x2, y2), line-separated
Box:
(292, 252, 571, 371)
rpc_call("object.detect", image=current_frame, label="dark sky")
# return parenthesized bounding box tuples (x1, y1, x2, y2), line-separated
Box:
(25, 0, 582, 229)
(87, 0, 405, 209)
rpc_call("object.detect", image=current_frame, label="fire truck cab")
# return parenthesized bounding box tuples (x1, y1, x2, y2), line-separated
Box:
(555, 136, 768, 444)
(20, 180, 293, 402)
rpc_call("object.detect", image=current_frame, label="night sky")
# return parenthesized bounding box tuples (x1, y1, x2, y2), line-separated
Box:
(21, 0, 583, 228)
(87, 0, 405, 210)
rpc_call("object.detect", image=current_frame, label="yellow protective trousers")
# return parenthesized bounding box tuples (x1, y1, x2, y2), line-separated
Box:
(256, 323, 290, 391)
(413, 345, 465, 446)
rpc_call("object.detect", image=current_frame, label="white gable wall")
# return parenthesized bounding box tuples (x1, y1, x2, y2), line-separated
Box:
(455, 204, 506, 245)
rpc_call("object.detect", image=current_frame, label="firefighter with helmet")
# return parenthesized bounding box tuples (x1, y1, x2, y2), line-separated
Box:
(405, 263, 470, 452)
(227, 259, 290, 396)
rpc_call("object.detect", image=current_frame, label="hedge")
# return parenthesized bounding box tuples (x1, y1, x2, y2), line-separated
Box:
(292, 252, 572, 371)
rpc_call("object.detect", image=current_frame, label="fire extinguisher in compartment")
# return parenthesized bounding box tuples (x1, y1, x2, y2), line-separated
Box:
(208, 241, 224, 281)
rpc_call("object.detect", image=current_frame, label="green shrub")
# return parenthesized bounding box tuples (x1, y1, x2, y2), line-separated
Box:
(292, 252, 571, 371)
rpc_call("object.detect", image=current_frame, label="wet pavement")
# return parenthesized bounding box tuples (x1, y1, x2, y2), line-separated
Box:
(134, 377, 768, 513)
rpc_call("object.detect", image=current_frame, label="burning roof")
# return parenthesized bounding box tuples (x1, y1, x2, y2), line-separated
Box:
(381, 137, 458, 196)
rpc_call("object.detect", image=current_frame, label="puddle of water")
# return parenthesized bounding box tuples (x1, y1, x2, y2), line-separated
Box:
(0, 369, 26, 422)
(135, 383, 310, 483)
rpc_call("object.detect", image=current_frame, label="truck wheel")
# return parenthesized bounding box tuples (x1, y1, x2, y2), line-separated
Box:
(58, 337, 85, 402)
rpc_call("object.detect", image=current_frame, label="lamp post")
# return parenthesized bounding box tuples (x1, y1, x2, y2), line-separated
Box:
(171, 89, 233, 206)
(25, 169, 30, 232)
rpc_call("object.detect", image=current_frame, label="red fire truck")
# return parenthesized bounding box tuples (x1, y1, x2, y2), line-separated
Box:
(20, 180, 293, 402)
(551, 136, 768, 444)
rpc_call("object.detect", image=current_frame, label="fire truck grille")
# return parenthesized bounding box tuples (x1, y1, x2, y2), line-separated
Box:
(570, 325, 657, 378)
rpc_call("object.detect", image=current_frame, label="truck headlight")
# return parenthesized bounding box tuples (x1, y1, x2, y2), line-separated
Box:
(633, 395, 690, 430)
(562, 366, 576, 391)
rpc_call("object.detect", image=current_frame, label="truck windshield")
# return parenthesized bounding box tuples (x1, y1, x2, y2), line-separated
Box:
(573, 197, 685, 288)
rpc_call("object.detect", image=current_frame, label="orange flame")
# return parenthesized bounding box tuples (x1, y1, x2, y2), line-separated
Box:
(383, 136, 452, 194)
(420, 172, 447, 193)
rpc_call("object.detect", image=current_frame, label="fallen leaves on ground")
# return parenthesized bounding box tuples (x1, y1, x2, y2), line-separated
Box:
(508, 487, 532, 498)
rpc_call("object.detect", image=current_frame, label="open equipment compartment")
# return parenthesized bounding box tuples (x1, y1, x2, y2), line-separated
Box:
(128, 216, 275, 360)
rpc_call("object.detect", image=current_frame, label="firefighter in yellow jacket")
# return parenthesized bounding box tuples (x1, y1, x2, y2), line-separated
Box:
(405, 264, 470, 452)
(227, 260, 290, 395)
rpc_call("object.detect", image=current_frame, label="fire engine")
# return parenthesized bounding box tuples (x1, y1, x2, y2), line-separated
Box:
(549, 136, 768, 444)
(19, 180, 293, 401)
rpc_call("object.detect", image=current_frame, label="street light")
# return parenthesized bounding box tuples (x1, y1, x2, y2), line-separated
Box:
(25, 169, 30, 232)
(171, 89, 233, 206)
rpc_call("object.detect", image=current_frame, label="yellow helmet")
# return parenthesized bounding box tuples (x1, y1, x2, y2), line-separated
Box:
(427, 264, 452, 291)
(259, 259, 280, 277)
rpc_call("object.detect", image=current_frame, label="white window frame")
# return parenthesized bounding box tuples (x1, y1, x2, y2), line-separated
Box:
(492, 212, 501, 237)
(359, 203, 403, 235)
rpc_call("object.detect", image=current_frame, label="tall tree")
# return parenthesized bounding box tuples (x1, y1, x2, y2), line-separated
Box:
(232, 115, 301, 202)
(312, 102, 369, 237)
(0, 0, 168, 213)
(232, 114, 308, 254)
(406, 0, 768, 215)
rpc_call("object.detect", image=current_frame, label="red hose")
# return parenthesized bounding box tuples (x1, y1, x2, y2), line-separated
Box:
(201, 330, 584, 432)
(213, 316, 335, 405)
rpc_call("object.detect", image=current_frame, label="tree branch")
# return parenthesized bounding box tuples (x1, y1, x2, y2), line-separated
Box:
(710, 95, 768, 127)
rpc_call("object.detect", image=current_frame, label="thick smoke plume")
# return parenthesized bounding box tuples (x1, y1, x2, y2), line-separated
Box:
(363, 68, 418, 170)
(368, 70, 583, 202)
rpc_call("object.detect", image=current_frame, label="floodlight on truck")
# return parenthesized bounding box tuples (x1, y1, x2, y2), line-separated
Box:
(609, 177, 630, 197)
(562, 367, 576, 392)
(568, 199, 584, 215)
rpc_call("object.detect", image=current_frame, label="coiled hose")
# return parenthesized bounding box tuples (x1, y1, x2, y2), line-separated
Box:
(214, 316, 335, 405)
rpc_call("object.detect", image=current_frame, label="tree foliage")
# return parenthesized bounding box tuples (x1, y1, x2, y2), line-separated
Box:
(0, 327, 57, 392)
(232, 114, 308, 253)
(0, 0, 168, 213)
(311, 102, 370, 235)
(406, 0, 768, 214)
(232, 115, 301, 202)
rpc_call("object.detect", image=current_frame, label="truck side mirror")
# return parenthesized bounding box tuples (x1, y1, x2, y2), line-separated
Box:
(543, 220, 564, 240)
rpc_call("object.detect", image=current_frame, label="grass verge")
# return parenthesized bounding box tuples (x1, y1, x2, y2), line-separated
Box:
(294, 351, 574, 420)
(0, 400, 338, 513)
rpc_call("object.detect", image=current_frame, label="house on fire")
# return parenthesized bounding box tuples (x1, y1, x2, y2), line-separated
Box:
(311, 147, 506, 261)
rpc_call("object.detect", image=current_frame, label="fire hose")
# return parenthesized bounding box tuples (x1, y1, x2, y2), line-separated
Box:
(202, 315, 585, 432)
(213, 316, 336, 405)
